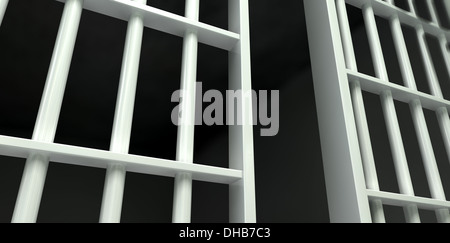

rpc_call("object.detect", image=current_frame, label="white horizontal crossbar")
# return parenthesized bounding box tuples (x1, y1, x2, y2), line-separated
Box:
(0, 135, 242, 184)
(347, 70, 450, 111)
(346, 0, 450, 40)
(367, 190, 450, 211)
(56, 0, 239, 51)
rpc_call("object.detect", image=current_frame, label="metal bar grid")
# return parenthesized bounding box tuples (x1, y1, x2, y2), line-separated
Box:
(363, 2, 421, 222)
(306, 0, 450, 223)
(0, 0, 256, 223)
(57, 0, 239, 51)
(347, 0, 450, 39)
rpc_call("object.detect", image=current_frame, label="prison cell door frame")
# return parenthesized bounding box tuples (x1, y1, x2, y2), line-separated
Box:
(305, 0, 450, 223)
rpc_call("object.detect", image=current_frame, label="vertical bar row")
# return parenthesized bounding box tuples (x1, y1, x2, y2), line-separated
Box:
(11, 0, 84, 223)
(436, 0, 450, 196)
(362, 3, 421, 223)
(0, 0, 8, 26)
(305, 0, 371, 223)
(387, 0, 450, 223)
(391, 12, 449, 223)
(172, 0, 200, 223)
(336, 0, 385, 223)
(99, 0, 146, 223)
(228, 0, 257, 223)
(409, 5, 450, 223)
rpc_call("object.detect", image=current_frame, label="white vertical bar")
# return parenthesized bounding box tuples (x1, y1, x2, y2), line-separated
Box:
(11, 0, 83, 223)
(99, 0, 146, 223)
(436, 107, 450, 166)
(229, 0, 257, 223)
(438, 36, 450, 83)
(437, 35, 450, 164)
(171, 0, 199, 223)
(416, 27, 443, 98)
(0, 0, 8, 26)
(305, 0, 371, 223)
(336, 0, 385, 223)
(407, 0, 417, 15)
(363, 3, 421, 223)
(364, 6, 388, 82)
(390, 16, 416, 90)
(425, 0, 440, 26)
(337, 0, 357, 71)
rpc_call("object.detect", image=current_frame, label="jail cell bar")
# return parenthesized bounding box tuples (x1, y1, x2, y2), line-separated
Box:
(12, 0, 84, 223)
(172, 0, 200, 224)
(3, 0, 256, 223)
(306, 0, 450, 223)
(99, 0, 146, 223)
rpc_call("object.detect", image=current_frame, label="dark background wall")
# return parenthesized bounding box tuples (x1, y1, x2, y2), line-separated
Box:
(0, 0, 449, 223)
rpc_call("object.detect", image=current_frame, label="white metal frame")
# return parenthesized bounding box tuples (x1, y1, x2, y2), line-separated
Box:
(1, 0, 256, 223)
(306, 0, 450, 223)
(10, 0, 449, 224)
